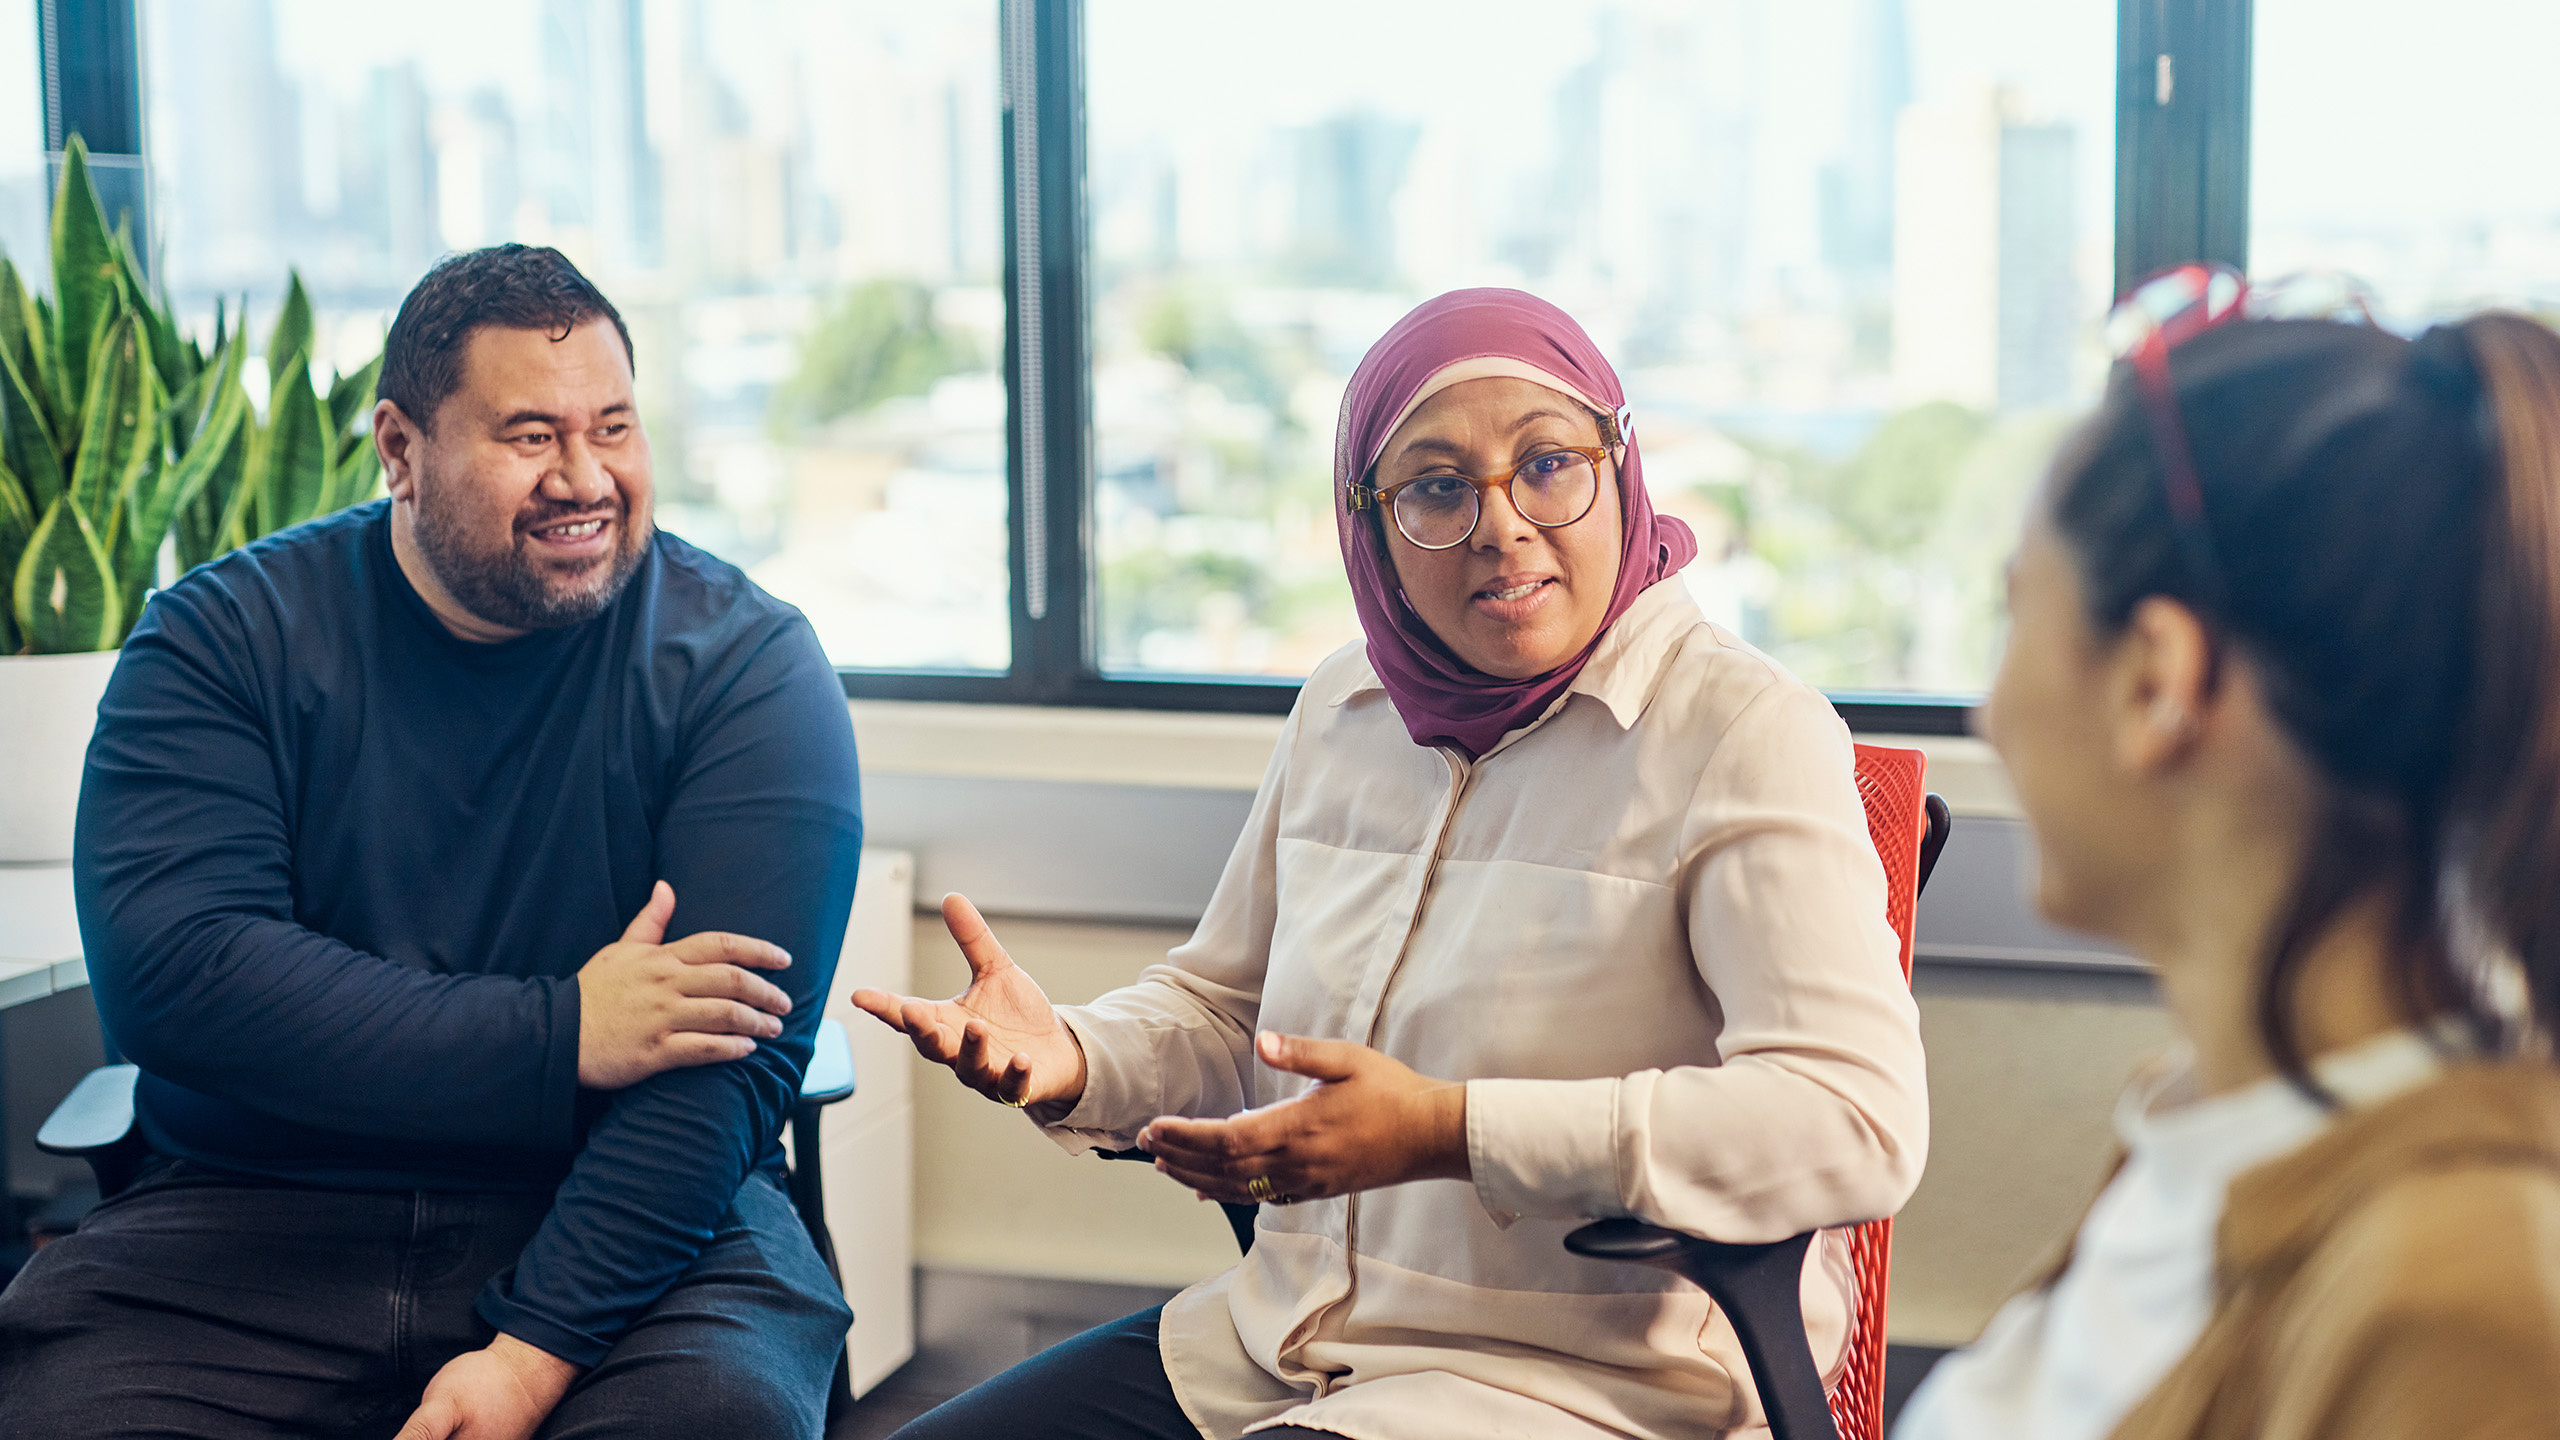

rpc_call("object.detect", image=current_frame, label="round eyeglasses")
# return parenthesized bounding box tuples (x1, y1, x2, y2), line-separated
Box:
(1349, 445, 1608, 550)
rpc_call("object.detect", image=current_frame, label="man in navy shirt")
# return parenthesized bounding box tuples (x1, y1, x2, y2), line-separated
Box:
(0, 246, 864, 1439)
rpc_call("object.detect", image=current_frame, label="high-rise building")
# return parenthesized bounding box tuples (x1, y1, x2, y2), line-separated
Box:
(1284, 111, 1417, 288)
(540, 0, 660, 271)
(434, 89, 524, 254)
(146, 0, 301, 299)
(1823, 0, 1911, 290)
(1890, 85, 2078, 411)
(345, 63, 440, 277)
(1996, 118, 2077, 410)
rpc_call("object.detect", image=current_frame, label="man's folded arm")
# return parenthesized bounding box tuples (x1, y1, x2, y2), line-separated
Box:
(480, 617, 863, 1363)
(74, 592, 580, 1149)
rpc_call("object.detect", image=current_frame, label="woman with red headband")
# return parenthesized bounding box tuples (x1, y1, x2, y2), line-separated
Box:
(859, 289, 1928, 1440)
(1898, 276, 2560, 1440)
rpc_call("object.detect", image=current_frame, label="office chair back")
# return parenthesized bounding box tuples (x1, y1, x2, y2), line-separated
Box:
(1829, 742, 1933, 1440)
(1567, 744, 1944, 1440)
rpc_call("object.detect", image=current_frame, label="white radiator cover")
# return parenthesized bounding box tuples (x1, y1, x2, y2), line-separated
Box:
(813, 848, 917, 1396)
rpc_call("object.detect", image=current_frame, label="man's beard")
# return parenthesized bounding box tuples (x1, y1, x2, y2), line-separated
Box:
(412, 480, 651, 632)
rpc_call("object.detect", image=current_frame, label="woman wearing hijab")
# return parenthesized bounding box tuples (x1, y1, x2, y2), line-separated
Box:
(857, 289, 1928, 1440)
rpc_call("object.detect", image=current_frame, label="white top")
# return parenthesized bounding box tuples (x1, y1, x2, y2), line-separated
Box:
(1042, 580, 1930, 1440)
(1894, 1028, 2449, 1440)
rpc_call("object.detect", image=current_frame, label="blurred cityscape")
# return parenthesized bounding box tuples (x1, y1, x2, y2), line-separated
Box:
(127, 0, 2118, 690)
(0, 0, 2523, 693)
(1081, 0, 2111, 687)
(143, 0, 1012, 669)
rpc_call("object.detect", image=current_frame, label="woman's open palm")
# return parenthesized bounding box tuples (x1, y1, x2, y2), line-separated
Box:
(850, 893, 1088, 1110)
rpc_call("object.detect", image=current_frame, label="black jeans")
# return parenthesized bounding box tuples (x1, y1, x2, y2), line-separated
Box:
(0, 1157, 851, 1440)
(891, 1306, 1335, 1440)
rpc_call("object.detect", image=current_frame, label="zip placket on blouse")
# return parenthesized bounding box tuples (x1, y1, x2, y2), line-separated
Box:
(1320, 743, 1475, 1376)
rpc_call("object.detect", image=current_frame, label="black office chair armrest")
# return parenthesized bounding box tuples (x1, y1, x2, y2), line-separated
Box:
(799, 1017, 858, 1107)
(1097, 1147, 1260, 1255)
(35, 1062, 147, 1199)
(782, 1017, 860, 1423)
(1919, 794, 1953, 894)
(1564, 1219, 1841, 1440)
(788, 1019, 859, 1264)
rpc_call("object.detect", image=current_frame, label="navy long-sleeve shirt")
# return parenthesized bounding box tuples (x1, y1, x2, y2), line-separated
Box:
(72, 500, 864, 1366)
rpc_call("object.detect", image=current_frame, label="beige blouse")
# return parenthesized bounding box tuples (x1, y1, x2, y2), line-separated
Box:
(1043, 579, 1930, 1440)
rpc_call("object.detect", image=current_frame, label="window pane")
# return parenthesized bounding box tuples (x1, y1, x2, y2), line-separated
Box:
(0, 0, 39, 284)
(1085, 0, 2112, 691)
(2252, 0, 2560, 325)
(143, 0, 1008, 670)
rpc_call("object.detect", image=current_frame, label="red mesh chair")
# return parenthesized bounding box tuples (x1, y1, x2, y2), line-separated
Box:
(1566, 743, 1948, 1440)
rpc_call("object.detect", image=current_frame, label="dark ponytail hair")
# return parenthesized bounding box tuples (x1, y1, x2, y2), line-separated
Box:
(2051, 311, 2560, 1090)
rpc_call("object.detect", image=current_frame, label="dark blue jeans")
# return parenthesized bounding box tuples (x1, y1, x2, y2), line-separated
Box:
(0, 1157, 851, 1439)
(891, 1306, 1335, 1440)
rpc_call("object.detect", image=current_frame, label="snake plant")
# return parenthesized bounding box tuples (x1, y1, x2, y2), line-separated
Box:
(0, 137, 384, 655)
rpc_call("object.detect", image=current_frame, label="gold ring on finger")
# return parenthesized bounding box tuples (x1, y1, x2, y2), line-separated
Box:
(1247, 1175, 1277, 1203)
(999, 1093, 1029, 1109)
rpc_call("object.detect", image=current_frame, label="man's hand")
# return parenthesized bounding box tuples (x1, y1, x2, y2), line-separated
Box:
(851, 893, 1087, 1112)
(1137, 1032, 1470, 1205)
(394, 1333, 581, 1440)
(576, 881, 796, 1089)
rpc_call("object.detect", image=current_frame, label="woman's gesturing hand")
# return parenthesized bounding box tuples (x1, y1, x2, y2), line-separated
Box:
(850, 893, 1088, 1112)
(1137, 1032, 1470, 1206)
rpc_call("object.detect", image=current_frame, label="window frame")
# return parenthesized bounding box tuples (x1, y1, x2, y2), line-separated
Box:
(86, 0, 2255, 731)
(845, 0, 2256, 733)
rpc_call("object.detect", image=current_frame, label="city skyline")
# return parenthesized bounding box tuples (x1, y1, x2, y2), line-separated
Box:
(66, 0, 2557, 692)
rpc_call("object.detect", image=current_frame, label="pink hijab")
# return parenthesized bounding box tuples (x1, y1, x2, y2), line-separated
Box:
(1333, 288, 1697, 757)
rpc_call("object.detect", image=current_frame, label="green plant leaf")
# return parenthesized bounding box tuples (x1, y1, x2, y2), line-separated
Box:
(30, 293, 73, 444)
(259, 347, 330, 530)
(326, 431, 384, 513)
(12, 493, 120, 653)
(176, 426, 248, 574)
(106, 359, 168, 566)
(171, 329, 250, 571)
(326, 351, 382, 438)
(0, 258, 42, 398)
(0, 450, 32, 578)
(165, 363, 208, 456)
(0, 337, 65, 514)
(50, 137, 121, 417)
(117, 341, 243, 619)
(267, 272, 314, 383)
(113, 231, 192, 399)
(209, 417, 260, 557)
(66, 309, 144, 538)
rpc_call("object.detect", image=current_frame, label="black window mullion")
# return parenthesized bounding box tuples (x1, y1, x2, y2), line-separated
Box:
(1030, 0, 1091, 702)
(2116, 0, 2253, 293)
(40, 0, 150, 274)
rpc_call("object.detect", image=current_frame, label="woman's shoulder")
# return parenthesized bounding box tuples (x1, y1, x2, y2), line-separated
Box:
(2312, 1085, 2560, 1324)
(1643, 606, 1846, 750)
(1301, 635, 1377, 701)
(2261, 1064, 2560, 1364)
(2122, 1067, 2560, 1440)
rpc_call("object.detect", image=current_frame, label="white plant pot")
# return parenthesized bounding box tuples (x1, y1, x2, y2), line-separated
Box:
(0, 648, 121, 863)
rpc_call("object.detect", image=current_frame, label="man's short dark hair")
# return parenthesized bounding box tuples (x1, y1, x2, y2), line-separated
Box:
(377, 245, 635, 429)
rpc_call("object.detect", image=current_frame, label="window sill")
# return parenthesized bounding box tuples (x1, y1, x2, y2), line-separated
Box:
(849, 698, 2019, 819)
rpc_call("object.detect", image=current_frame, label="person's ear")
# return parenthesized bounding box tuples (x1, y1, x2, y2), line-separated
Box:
(2108, 594, 2215, 775)
(376, 399, 424, 502)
